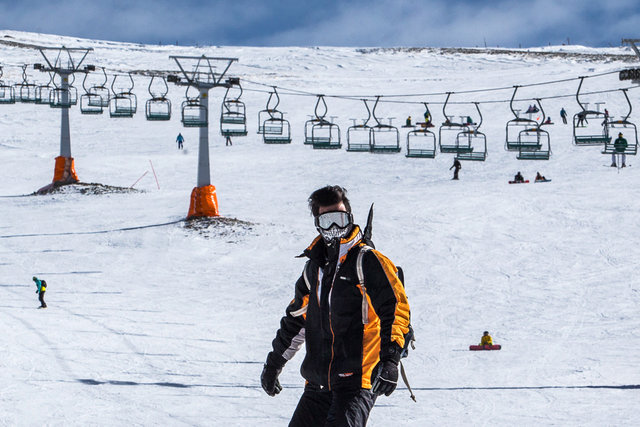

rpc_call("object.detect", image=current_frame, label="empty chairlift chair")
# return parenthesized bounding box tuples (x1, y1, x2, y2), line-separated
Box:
(516, 99, 551, 160)
(573, 76, 610, 146)
(35, 71, 54, 105)
(49, 72, 78, 108)
(505, 86, 543, 152)
(181, 85, 207, 127)
(455, 102, 487, 161)
(0, 67, 16, 104)
(109, 73, 137, 118)
(145, 75, 171, 121)
(87, 67, 111, 109)
(346, 99, 372, 152)
(80, 68, 103, 114)
(306, 95, 341, 149)
(438, 92, 473, 154)
(259, 88, 291, 144)
(220, 78, 248, 138)
(369, 96, 401, 153)
(15, 65, 38, 103)
(602, 88, 638, 157)
(258, 88, 283, 134)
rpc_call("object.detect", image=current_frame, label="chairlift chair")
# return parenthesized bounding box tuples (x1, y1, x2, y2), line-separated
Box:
(145, 75, 171, 121)
(109, 73, 137, 118)
(14, 65, 37, 103)
(258, 88, 283, 134)
(307, 95, 341, 149)
(505, 86, 542, 151)
(347, 100, 372, 152)
(369, 96, 400, 153)
(572, 77, 610, 145)
(181, 98, 207, 128)
(406, 128, 437, 158)
(516, 100, 551, 160)
(79, 70, 103, 114)
(456, 103, 487, 161)
(602, 89, 638, 156)
(438, 93, 474, 154)
(263, 117, 292, 144)
(0, 67, 15, 104)
(87, 67, 110, 108)
(220, 80, 247, 136)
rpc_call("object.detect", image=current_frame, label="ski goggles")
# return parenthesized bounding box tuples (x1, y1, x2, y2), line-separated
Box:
(314, 211, 353, 230)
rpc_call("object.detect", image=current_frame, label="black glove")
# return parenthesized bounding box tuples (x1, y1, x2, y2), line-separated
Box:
(261, 364, 282, 397)
(371, 360, 398, 396)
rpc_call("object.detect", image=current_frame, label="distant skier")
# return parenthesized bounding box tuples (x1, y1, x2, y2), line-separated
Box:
(560, 107, 568, 124)
(601, 108, 610, 126)
(450, 158, 461, 180)
(33, 276, 47, 308)
(611, 132, 628, 168)
(176, 133, 184, 149)
(479, 331, 493, 346)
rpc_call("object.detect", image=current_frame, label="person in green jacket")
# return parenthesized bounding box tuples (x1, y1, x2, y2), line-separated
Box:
(611, 132, 628, 168)
(33, 276, 47, 308)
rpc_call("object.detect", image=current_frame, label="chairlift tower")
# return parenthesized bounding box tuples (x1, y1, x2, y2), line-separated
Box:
(168, 55, 237, 218)
(34, 46, 93, 185)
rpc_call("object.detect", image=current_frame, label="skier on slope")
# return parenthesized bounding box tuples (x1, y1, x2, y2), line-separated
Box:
(260, 185, 410, 426)
(33, 276, 47, 308)
(450, 158, 461, 180)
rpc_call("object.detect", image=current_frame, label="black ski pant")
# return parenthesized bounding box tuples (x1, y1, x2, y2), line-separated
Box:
(39, 291, 47, 308)
(289, 383, 376, 427)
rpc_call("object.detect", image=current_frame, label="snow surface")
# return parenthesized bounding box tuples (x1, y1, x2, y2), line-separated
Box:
(1, 31, 640, 426)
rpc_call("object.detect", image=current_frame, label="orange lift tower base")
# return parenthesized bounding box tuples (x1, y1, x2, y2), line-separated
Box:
(168, 55, 237, 219)
(34, 45, 95, 186)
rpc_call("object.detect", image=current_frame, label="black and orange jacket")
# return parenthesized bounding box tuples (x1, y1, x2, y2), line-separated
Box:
(266, 225, 411, 391)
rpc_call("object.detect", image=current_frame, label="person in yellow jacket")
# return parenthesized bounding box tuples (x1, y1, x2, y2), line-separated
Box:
(33, 276, 47, 308)
(480, 331, 492, 346)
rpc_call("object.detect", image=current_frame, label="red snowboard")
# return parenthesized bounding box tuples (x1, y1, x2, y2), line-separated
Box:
(469, 344, 502, 351)
(508, 180, 529, 184)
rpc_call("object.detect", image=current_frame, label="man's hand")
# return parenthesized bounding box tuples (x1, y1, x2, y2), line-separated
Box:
(371, 360, 398, 396)
(261, 364, 282, 397)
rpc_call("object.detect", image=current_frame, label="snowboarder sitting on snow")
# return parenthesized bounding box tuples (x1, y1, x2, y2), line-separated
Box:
(33, 276, 47, 308)
(611, 132, 628, 168)
(535, 172, 547, 181)
(405, 116, 412, 127)
(480, 331, 493, 346)
(514, 172, 525, 183)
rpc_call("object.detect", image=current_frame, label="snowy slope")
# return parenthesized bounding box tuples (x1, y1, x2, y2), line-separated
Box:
(1, 31, 640, 426)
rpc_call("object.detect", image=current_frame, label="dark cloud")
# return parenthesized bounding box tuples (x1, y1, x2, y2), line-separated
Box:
(0, 0, 638, 47)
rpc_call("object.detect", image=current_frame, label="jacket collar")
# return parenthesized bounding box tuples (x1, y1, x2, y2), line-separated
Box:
(300, 225, 363, 265)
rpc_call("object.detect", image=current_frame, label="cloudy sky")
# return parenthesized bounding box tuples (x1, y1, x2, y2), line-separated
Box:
(1, 0, 639, 48)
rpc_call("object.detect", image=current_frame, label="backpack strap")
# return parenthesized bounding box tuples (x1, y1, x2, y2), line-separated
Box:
(302, 260, 312, 291)
(357, 245, 372, 324)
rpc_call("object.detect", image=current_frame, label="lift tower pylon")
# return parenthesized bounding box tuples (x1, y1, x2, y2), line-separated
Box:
(34, 46, 93, 186)
(168, 55, 237, 218)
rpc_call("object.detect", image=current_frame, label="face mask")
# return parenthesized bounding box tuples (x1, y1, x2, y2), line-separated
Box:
(315, 211, 353, 243)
